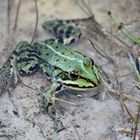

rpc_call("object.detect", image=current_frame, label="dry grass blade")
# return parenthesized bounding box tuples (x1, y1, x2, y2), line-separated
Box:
(88, 39, 114, 64)
(100, 73, 140, 102)
(13, 0, 21, 34)
(30, 0, 39, 46)
(121, 101, 136, 123)
(74, 0, 93, 16)
(128, 53, 140, 81)
(7, 0, 14, 34)
(20, 82, 39, 93)
(55, 98, 77, 106)
(132, 104, 140, 140)
(106, 30, 133, 52)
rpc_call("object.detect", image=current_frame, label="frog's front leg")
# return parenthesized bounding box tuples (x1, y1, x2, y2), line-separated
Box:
(43, 82, 65, 131)
(43, 82, 60, 109)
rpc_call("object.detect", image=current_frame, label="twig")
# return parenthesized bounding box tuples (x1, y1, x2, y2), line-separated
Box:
(13, 0, 21, 33)
(79, 0, 93, 16)
(58, 105, 81, 140)
(20, 82, 39, 93)
(133, 104, 140, 140)
(100, 73, 140, 103)
(30, 0, 39, 46)
(108, 22, 121, 90)
(88, 39, 114, 64)
(7, 0, 14, 34)
(128, 53, 140, 81)
(121, 101, 136, 123)
(75, 0, 92, 16)
(106, 30, 133, 52)
(55, 97, 77, 106)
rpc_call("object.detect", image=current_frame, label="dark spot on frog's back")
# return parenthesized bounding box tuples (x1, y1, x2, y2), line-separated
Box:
(33, 43, 42, 50)
(46, 53, 49, 56)
(59, 29, 64, 34)
(55, 46, 58, 49)
(56, 59, 59, 62)
(53, 24, 59, 33)
(70, 52, 73, 55)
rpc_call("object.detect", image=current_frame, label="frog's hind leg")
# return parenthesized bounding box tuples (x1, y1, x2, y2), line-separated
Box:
(42, 19, 82, 45)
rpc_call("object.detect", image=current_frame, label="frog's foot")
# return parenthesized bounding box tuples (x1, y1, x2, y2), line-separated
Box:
(43, 91, 56, 118)
(45, 101, 66, 132)
(49, 105, 66, 132)
(43, 88, 65, 132)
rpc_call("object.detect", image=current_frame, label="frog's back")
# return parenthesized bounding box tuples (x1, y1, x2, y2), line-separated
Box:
(34, 40, 90, 72)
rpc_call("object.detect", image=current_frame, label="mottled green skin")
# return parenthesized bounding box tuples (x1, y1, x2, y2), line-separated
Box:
(42, 20, 81, 45)
(15, 41, 39, 76)
(0, 42, 26, 95)
(0, 41, 39, 95)
(33, 40, 100, 89)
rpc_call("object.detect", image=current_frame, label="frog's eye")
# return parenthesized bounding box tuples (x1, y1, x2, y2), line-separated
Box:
(69, 70, 79, 80)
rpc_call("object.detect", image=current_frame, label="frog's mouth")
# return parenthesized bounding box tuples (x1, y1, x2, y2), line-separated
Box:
(64, 84, 95, 91)
(57, 78, 99, 90)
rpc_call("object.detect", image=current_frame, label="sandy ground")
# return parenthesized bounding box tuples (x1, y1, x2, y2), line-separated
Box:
(0, 0, 140, 140)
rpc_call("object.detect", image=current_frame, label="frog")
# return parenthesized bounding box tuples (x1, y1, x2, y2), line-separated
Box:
(0, 17, 101, 130)
(35, 17, 100, 106)
(33, 39, 100, 120)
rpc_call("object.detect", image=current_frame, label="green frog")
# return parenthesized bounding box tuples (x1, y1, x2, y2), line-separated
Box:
(0, 17, 101, 130)
(33, 39, 100, 119)
(35, 17, 100, 111)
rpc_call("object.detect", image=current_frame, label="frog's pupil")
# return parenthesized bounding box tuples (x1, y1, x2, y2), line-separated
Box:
(70, 70, 79, 80)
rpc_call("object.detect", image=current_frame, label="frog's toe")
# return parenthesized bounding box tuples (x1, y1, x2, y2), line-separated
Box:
(45, 102, 65, 132)
(46, 102, 56, 116)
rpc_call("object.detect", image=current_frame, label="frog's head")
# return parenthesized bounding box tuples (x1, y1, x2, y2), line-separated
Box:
(58, 58, 100, 90)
